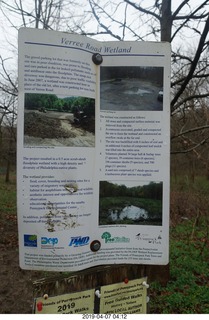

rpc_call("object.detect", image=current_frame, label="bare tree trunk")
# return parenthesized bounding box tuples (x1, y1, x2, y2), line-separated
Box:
(161, 0, 172, 42)
(5, 157, 10, 183)
(35, 0, 41, 28)
(206, 161, 209, 180)
(5, 136, 13, 183)
(191, 157, 195, 183)
(0, 125, 2, 163)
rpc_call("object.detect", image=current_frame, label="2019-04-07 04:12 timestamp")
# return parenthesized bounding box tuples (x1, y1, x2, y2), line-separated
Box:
(82, 315, 128, 319)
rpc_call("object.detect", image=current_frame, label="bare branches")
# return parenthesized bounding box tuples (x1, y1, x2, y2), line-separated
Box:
(171, 136, 209, 154)
(0, 56, 17, 143)
(173, 0, 209, 21)
(0, 0, 209, 161)
(0, 0, 74, 30)
(123, 0, 160, 20)
(122, 2, 128, 40)
(171, 14, 209, 112)
(171, 0, 209, 41)
(0, 56, 18, 97)
(171, 125, 209, 141)
(172, 0, 190, 20)
(88, 0, 122, 40)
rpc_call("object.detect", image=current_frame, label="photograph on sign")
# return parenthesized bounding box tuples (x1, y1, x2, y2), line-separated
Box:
(24, 93, 95, 147)
(100, 278, 147, 314)
(100, 66, 163, 111)
(17, 28, 170, 271)
(99, 180, 162, 226)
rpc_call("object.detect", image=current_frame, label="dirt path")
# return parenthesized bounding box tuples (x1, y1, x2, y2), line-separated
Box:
(0, 249, 35, 313)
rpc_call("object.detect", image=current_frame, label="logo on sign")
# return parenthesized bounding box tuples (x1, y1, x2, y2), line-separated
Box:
(24, 234, 37, 247)
(101, 232, 130, 244)
(69, 236, 90, 247)
(136, 233, 162, 244)
(41, 237, 58, 246)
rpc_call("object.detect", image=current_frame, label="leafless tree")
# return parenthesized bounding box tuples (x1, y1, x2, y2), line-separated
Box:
(0, 87, 17, 182)
(1, 1, 208, 115)
(83, 1, 209, 110)
(0, 0, 88, 31)
(0, 0, 209, 179)
(0, 0, 81, 180)
(83, 0, 209, 177)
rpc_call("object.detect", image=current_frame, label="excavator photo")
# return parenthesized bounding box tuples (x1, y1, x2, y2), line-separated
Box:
(73, 105, 88, 125)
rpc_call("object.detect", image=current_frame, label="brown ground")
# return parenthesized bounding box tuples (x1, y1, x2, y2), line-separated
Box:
(0, 211, 44, 313)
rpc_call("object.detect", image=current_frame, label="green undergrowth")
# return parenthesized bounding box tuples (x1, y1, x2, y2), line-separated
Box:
(0, 174, 16, 214)
(149, 219, 209, 314)
(171, 175, 209, 194)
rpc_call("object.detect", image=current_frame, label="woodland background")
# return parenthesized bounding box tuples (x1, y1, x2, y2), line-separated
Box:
(0, 0, 209, 314)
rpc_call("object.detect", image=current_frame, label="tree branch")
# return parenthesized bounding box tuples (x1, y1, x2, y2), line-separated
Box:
(171, 136, 209, 154)
(171, 125, 209, 140)
(171, 14, 209, 111)
(0, 56, 18, 96)
(88, 0, 122, 40)
(124, 0, 160, 20)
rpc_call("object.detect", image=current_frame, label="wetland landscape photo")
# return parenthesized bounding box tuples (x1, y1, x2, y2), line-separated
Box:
(100, 66, 163, 111)
(99, 180, 163, 226)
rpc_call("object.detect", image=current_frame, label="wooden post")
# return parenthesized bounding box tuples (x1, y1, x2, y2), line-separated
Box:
(33, 264, 169, 298)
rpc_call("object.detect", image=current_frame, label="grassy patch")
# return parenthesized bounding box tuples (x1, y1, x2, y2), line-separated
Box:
(0, 173, 17, 247)
(0, 174, 16, 214)
(149, 219, 209, 313)
(171, 175, 209, 194)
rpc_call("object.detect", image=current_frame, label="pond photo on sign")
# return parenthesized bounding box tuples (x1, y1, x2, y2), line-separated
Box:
(100, 66, 163, 111)
(99, 180, 162, 226)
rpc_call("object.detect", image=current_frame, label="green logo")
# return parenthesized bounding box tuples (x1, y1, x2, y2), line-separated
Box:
(101, 232, 111, 240)
(29, 235, 37, 241)
(101, 232, 130, 244)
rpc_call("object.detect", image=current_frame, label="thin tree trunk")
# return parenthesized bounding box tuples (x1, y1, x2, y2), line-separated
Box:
(161, 0, 172, 42)
(5, 158, 10, 182)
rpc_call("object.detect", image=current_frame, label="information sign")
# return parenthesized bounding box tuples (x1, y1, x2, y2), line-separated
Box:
(18, 28, 170, 271)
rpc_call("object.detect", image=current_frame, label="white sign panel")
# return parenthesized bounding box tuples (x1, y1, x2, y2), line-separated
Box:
(17, 28, 170, 271)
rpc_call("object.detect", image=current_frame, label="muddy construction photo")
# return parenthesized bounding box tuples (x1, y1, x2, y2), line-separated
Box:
(23, 94, 95, 148)
(24, 111, 95, 147)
